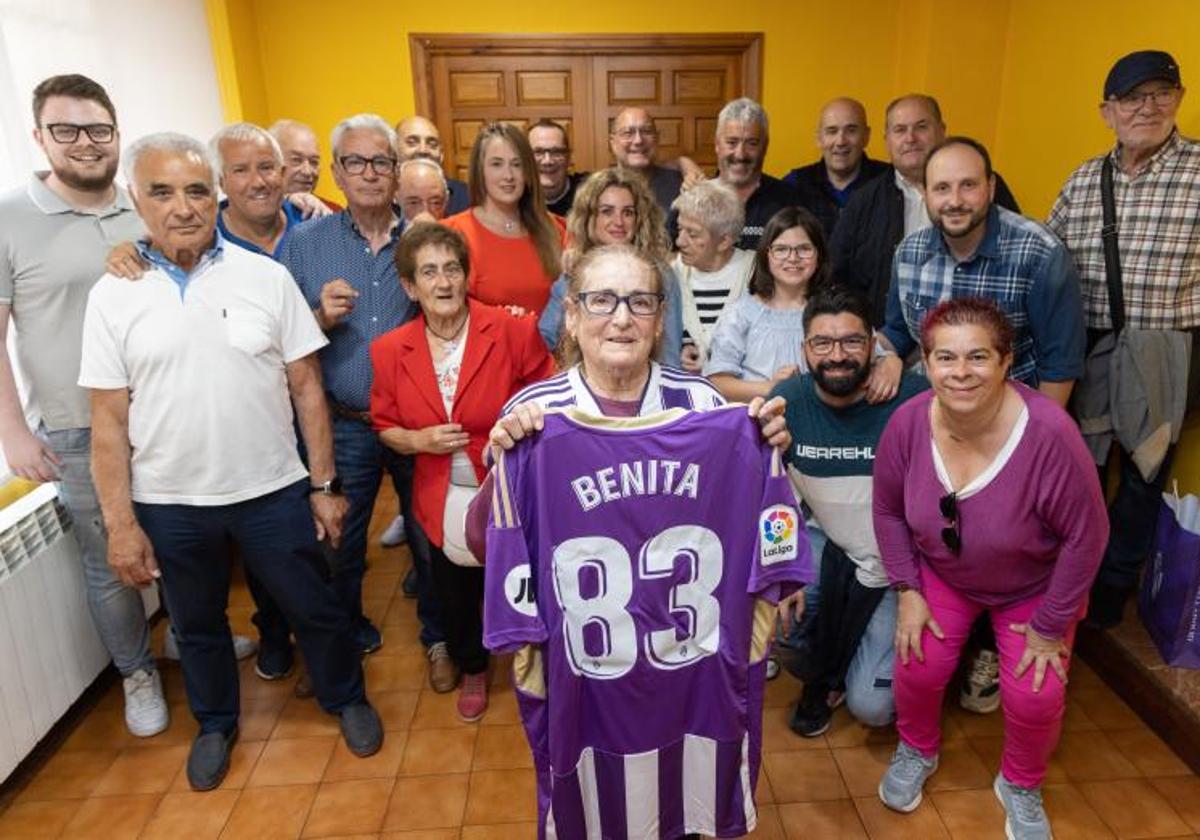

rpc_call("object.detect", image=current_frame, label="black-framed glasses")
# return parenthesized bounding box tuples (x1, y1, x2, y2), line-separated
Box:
(1112, 86, 1180, 114)
(939, 492, 961, 553)
(44, 123, 115, 144)
(338, 154, 397, 175)
(532, 147, 569, 160)
(614, 126, 657, 140)
(806, 334, 870, 356)
(575, 290, 664, 317)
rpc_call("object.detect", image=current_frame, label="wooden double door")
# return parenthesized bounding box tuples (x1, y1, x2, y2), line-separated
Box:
(410, 34, 763, 181)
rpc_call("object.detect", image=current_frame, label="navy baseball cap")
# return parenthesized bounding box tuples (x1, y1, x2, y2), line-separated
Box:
(1104, 50, 1181, 99)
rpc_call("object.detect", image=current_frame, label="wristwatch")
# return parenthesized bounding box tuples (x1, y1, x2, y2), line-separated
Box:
(309, 477, 344, 496)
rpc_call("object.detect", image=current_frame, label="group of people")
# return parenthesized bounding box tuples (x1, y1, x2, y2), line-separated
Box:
(0, 43, 1195, 839)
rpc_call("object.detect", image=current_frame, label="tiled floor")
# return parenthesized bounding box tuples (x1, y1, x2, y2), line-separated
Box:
(2, 496, 1199, 839)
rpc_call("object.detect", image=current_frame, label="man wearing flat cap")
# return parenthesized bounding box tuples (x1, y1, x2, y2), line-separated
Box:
(1048, 50, 1200, 628)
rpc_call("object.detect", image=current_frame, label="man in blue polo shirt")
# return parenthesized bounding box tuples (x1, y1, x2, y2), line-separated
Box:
(876, 136, 1085, 406)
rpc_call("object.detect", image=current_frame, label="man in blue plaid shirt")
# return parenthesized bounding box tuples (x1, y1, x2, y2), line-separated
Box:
(875, 136, 1085, 406)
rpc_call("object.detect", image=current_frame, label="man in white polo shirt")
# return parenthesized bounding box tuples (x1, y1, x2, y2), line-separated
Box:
(80, 132, 382, 791)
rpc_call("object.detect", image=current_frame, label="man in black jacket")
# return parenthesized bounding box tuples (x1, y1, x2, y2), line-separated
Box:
(831, 94, 1020, 325)
(783, 98, 889, 237)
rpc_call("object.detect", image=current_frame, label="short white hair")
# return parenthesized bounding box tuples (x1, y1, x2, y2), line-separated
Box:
(123, 132, 216, 193)
(268, 118, 316, 141)
(717, 97, 769, 139)
(398, 158, 448, 194)
(330, 113, 396, 158)
(671, 180, 744, 242)
(209, 122, 282, 173)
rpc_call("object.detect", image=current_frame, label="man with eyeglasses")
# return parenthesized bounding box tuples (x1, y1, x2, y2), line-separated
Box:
(528, 119, 587, 217)
(280, 114, 424, 668)
(609, 107, 685, 213)
(393, 115, 470, 215)
(769, 284, 927, 738)
(0, 74, 167, 738)
(1048, 50, 1200, 629)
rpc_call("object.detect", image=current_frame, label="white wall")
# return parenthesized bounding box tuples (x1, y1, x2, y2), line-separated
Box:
(0, 0, 225, 192)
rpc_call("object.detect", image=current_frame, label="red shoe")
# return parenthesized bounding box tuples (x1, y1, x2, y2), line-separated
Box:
(457, 672, 489, 722)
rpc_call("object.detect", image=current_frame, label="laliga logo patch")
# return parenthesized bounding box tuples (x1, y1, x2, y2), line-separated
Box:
(759, 505, 798, 565)
(504, 563, 538, 617)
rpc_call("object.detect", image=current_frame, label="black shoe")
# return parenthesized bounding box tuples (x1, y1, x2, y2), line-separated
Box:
(1084, 581, 1132, 629)
(789, 683, 833, 738)
(187, 728, 237, 791)
(356, 621, 383, 655)
(402, 566, 418, 599)
(254, 643, 294, 680)
(339, 702, 384, 757)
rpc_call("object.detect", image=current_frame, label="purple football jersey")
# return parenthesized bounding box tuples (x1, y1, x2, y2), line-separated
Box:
(484, 405, 813, 840)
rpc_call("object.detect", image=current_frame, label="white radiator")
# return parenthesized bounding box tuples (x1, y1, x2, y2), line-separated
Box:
(0, 484, 111, 782)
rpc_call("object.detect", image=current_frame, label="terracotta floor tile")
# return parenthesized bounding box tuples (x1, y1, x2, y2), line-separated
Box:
(1107, 727, 1193, 777)
(969, 735, 1069, 784)
(1041, 783, 1116, 840)
(852, 794, 951, 839)
(777, 799, 867, 839)
(756, 767, 774, 804)
(140, 789, 239, 839)
(764, 673, 803, 708)
(219, 783, 318, 839)
(831, 744, 894, 798)
(125, 701, 198, 749)
(59, 792, 161, 839)
(247, 736, 337, 787)
(1070, 687, 1148, 731)
(59, 706, 135, 752)
(925, 742, 993, 792)
(14, 748, 120, 802)
(379, 829, 459, 839)
(762, 749, 849, 802)
(478, 686, 521, 727)
(373, 690, 420, 732)
(1061, 697, 1101, 732)
(462, 768, 538, 825)
(0, 799, 83, 837)
(365, 654, 427, 692)
(1055, 730, 1142, 782)
(460, 823, 538, 839)
(472, 725, 534, 770)
(323, 731, 407, 781)
(399, 728, 477, 776)
(1066, 660, 1106, 691)
(301, 778, 395, 837)
(945, 705, 1007, 740)
(1149, 776, 1200, 832)
(170, 740, 266, 792)
(929, 788, 1007, 839)
(90, 744, 188, 795)
(824, 708, 898, 750)
(240, 705, 287, 742)
(761, 704, 827, 753)
(744, 803, 785, 839)
(1078, 778, 1192, 838)
(379, 624, 426, 655)
(383, 774, 470, 830)
(411, 689, 478, 730)
(272, 697, 341, 739)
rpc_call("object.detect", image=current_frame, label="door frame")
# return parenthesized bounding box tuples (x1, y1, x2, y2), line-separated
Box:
(409, 32, 764, 119)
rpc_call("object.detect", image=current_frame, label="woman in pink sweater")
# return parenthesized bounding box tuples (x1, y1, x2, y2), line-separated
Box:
(872, 298, 1107, 839)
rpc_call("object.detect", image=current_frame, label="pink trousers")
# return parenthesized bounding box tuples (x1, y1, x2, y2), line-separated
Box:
(895, 567, 1081, 788)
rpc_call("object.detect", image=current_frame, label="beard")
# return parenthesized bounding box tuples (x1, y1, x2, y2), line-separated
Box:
(812, 358, 870, 398)
(933, 204, 989, 240)
(53, 156, 118, 191)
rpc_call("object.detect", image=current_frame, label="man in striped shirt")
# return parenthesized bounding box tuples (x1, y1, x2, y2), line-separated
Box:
(1048, 49, 1200, 628)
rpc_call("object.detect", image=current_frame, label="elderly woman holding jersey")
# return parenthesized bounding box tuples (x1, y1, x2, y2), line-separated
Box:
(370, 223, 554, 723)
(872, 298, 1107, 839)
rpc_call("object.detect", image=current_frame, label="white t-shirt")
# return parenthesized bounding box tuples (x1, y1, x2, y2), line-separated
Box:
(895, 170, 931, 237)
(78, 242, 328, 505)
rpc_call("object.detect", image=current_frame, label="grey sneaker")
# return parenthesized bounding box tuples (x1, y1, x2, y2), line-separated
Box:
(993, 773, 1052, 840)
(164, 627, 258, 662)
(878, 741, 939, 812)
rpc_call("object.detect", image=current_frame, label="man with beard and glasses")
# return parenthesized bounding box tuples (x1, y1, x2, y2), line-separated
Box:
(0, 74, 169, 738)
(769, 284, 927, 737)
(877, 136, 1085, 406)
(394, 115, 470, 215)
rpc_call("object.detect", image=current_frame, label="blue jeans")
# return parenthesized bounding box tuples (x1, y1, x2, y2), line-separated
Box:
(42, 427, 155, 677)
(844, 589, 897, 727)
(136, 479, 365, 734)
(332, 417, 444, 646)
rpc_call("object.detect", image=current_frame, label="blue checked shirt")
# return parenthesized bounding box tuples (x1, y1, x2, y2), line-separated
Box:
(881, 205, 1085, 387)
(281, 209, 414, 410)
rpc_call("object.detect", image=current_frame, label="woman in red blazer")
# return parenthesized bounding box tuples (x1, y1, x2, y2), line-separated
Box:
(370, 223, 554, 723)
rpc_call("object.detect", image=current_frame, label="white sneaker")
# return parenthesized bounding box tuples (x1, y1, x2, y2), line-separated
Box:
(163, 627, 259, 662)
(960, 649, 1001, 714)
(380, 515, 407, 547)
(123, 669, 169, 737)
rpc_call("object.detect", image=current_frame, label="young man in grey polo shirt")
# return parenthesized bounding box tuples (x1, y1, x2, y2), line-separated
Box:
(0, 75, 164, 734)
